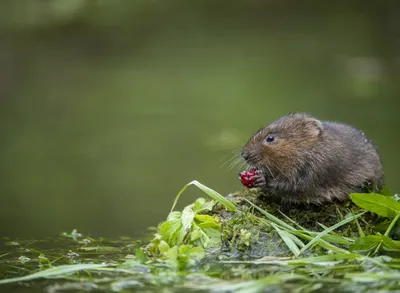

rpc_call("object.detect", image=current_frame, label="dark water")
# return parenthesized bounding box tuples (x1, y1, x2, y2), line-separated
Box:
(1, 2, 400, 240)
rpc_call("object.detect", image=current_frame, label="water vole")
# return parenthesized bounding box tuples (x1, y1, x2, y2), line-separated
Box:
(241, 113, 384, 205)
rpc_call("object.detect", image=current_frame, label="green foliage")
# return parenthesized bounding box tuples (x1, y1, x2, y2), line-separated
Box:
(145, 181, 236, 264)
(348, 191, 400, 255)
(158, 197, 222, 249)
(350, 235, 400, 253)
(151, 182, 400, 261)
(350, 192, 400, 218)
(2, 183, 400, 292)
(162, 244, 206, 270)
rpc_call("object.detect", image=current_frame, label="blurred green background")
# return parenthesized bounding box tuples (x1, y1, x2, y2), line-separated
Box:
(1, 1, 399, 238)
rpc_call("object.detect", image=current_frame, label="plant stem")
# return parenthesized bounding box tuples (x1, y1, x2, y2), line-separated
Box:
(384, 213, 400, 236)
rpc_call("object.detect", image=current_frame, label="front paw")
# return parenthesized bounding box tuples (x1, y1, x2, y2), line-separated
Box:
(239, 169, 267, 188)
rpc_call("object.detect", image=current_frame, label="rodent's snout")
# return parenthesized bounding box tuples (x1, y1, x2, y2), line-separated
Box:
(241, 150, 250, 161)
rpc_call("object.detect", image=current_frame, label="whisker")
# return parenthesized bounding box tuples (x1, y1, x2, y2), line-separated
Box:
(270, 161, 291, 181)
(229, 157, 244, 171)
(221, 154, 237, 169)
(227, 158, 238, 170)
(263, 157, 275, 179)
(220, 147, 244, 169)
(237, 160, 246, 171)
(230, 148, 242, 154)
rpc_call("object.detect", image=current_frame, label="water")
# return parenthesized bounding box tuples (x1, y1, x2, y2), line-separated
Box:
(0, 2, 399, 241)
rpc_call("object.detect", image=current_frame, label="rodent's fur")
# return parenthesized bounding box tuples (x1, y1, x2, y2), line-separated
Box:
(241, 113, 384, 205)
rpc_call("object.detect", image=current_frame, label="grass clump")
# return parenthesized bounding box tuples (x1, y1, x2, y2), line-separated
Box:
(142, 181, 400, 268)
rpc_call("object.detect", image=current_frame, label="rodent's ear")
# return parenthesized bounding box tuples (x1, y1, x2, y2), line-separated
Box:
(306, 118, 324, 136)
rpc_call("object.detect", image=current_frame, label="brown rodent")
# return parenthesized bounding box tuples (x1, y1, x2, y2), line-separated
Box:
(241, 113, 384, 205)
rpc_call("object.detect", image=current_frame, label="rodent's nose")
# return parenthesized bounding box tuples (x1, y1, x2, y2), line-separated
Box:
(241, 151, 250, 161)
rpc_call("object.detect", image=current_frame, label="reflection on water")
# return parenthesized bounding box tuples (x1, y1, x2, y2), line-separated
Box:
(0, 2, 399, 239)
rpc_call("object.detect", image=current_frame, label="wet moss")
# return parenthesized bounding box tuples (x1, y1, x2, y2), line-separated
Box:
(210, 189, 378, 258)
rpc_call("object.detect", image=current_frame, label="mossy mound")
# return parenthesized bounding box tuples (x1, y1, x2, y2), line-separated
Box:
(145, 181, 397, 264)
(210, 189, 378, 259)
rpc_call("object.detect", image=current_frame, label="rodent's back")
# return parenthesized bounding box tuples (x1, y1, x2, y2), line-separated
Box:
(316, 121, 383, 189)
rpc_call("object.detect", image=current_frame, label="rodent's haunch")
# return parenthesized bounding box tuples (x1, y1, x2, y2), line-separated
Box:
(241, 113, 384, 205)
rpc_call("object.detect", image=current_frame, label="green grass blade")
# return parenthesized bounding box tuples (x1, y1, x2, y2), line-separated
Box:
(290, 231, 349, 254)
(307, 232, 352, 245)
(170, 183, 190, 213)
(269, 222, 300, 256)
(278, 210, 309, 232)
(244, 199, 295, 230)
(288, 253, 362, 265)
(189, 181, 237, 211)
(0, 264, 107, 285)
(297, 211, 365, 255)
(285, 232, 306, 248)
(170, 181, 236, 213)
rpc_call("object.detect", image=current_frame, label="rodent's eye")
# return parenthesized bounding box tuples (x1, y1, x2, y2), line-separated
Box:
(266, 135, 275, 143)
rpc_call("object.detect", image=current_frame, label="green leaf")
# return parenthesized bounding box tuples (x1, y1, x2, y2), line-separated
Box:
(135, 249, 148, 263)
(159, 213, 185, 247)
(197, 221, 221, 230)
(203, 228, 222, 246)
(178, 244, 192, 255)
(193, 197, 214, 213)
(165, 246, 179, 267)
(176, 245, 205, 268)
(350, 235, 381, 253)
(196, 226, 221, 248)
(381, 235, 400, 251)
(182, 206, 195, 233)
(158, 240, 170, 253)
(350, 193, 400, 218)
(195, 214, 221, 230)
(0, 264, 107, 285)
(190, 227, 202, 241)
(187, 246, 205, 260)
(194, 214, 216, 223)
(158, 192, 222, 249)
(166, 211, 182, 221)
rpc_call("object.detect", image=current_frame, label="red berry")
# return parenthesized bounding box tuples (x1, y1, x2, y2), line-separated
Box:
(239, 168, 258, 188)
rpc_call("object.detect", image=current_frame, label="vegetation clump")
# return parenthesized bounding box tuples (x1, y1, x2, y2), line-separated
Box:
(1, 181, 400, 292)
(146, 182, 391, 262)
